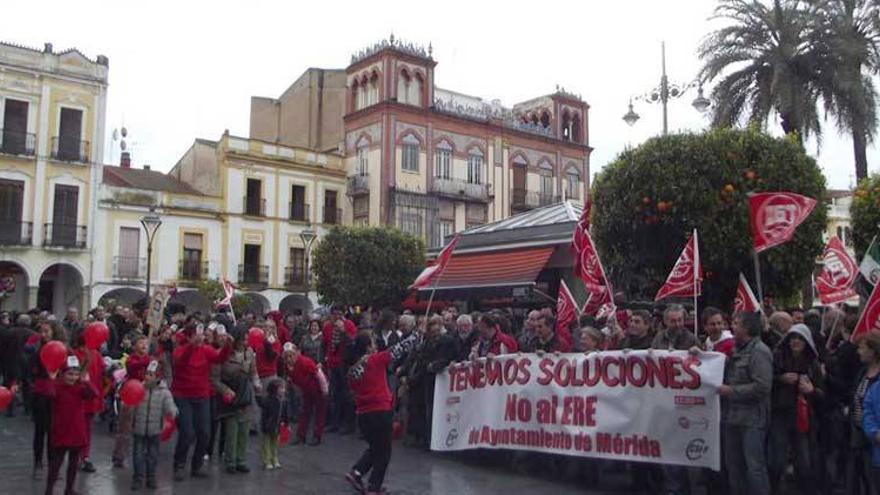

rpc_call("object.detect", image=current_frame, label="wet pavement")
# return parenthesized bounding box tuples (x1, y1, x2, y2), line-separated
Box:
(0, 414, 621, 494)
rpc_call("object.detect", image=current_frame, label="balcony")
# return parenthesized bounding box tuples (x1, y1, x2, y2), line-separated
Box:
(347, 174, 370, 196)
(238, 264, 269, 288)
(113, 256, 146, 281)
(289, 202, 310, 223)
(43, 223, 87, 249)
(0, 221, 32, 246)
(51, 136, 90, 163)
(0, 129, 35, 157)
(178, 259, 209, 285)
(284, 266, 309, 291)
(323, 207, 341, 225)
(511, 189, 560, 211)
(430, 177, 492, 203)
(243, 196, 266, 216)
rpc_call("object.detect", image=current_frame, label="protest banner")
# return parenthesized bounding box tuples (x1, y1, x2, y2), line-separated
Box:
(146, 286, 169, 339)
(432, 350, 724, 471)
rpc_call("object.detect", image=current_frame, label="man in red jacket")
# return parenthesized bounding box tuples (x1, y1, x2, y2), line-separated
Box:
(470, 313, 518, 359)
(171, 323, 232, 481)
(283, 344, 327, 445)
(322, 307, 357, 433)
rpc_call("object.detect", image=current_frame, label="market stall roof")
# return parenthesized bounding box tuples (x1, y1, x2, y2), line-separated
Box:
(428, 200, 583, 256)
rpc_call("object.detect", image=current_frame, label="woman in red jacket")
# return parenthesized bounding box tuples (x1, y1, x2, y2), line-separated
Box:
(45, 355, 99, 495)
(282, 343, 327, 445)
(25, 321, 65, 479)
(73, 336, 104, 473)
(171, 323, 232, 481)
(345, 333, 420, 495)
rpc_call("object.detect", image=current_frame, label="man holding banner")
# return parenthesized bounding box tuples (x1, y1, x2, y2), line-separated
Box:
(718, 311, 773, 495)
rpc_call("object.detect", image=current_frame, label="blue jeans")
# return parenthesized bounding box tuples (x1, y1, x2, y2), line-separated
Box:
(132, 434, 159, 481)
(723, 424, 770, 495)
(173, 397, 211, 472)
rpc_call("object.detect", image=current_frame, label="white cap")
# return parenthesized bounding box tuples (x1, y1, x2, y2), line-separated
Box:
(147, 360, 159, 374)
(65, 355, 81, 370)
(282, 342, 295, 353)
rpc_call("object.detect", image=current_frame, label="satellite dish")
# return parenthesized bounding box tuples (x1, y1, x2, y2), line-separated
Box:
(112, 129, 119, 141)
(120, 140, 127, 151)
(121, 127, 128, 138)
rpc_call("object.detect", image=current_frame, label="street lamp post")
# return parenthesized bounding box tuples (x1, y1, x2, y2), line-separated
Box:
(299, 229, 317, 295)
(140, 213, 162, 298)
(623, 41, 711, 134)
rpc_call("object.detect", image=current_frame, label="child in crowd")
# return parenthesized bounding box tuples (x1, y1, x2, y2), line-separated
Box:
(259, 377, 286, 470)
(131, 360, 178, 490)
(113, 335, 152, 468)
(73, 336, 104, 473)
(45, 355, 99, 495)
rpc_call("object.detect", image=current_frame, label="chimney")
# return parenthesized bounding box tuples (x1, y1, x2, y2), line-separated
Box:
(44, 42, 53, 54)
(120, 151, 131, 168)
(143, 164, 151, 171)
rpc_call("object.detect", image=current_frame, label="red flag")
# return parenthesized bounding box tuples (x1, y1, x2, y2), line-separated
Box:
(815, 236, 858, 304)
(410, 235, 460, 290)
(749, 192, 817, 253)
(215, 278, 237, 309)
(655, 230, 702, 301)
(581, 285, 610, 316)
(733, 273, 761, 313)
(572, 199, 591, 277)
(853, 278, 880, 342)
(556, 280, 578, 333)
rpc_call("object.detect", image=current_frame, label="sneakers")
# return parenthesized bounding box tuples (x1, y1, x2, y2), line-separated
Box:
(113, 458, 125, 469)
(366, 489, 388, 495)
(225, 466, 237, 474)
(235, 464, 250, 473)
(273, 461, 282, 469)
(80, 459, 96, 473)
(191, 468, 208, 478)
(173, 469, 185, 482)
(131, 479, 142, 491)
(345, 470, 365, 493)
(264, 464, 274, 471)
(146, 478, 157, 489)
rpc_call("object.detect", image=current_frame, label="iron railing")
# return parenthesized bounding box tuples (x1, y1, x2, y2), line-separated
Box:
(113, 256, 146, 280)
(430, 177, 491, 202)
(51, 136, 90, 163)
(43, 223, 87, 248)
(347, 174, 369, 196)
(243, 196, 266, 216)
(178, 259, 209, 283)
(0, 129, 35, 156)
(284, 266, 309, 291)
(238, 264, 269, 287)
(0, 220, 32, 246)
(289, 202, 310, 223)
(323, 207, 342, 225)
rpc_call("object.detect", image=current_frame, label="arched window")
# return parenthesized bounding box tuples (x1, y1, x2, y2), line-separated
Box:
(531, 114, 539, 126)
(401, 133, 420, 172)
(397, 71, 412, 105)
(566, 169, 580, 199)
(434, 140, 452, 179)
(467, 148, 484, 185)
(367, 73, 379, 106)
(356, 146, 369, 176)
(561, 111, 572, 141)
(571, 113, 582, 143)
(351, 81, 361, 111)
(539, 162, 554, 204)
(408, 73, 423, 107)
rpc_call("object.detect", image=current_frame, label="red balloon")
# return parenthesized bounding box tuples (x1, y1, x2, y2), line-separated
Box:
(160, 415, 176, 442)
(119, 379, 146, 407)
(279, 422, 290, 444)
(0, 386, 12, 411)
(247, 327, 265, 349)
(39, 341, 68, 373)
(84, 322, 109, 350)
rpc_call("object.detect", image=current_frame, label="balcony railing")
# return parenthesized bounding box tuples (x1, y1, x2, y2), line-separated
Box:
(323, 207, 342, 225)
(0, 129, 36, 157)
(284, 266, 309, 291)
(430, 177, 491, 203)
(178, 259, 209, 283)
(113, 256, 146, 280)
(537, 192, 560, 207)
(51, 136, 89, 163)
(0, 220, 32, 246)
(289, 202, 310, 223)
(238, 264, 269, 288)
(347, 174, 370, 196)
(511, 189, 560, 210)
(243, 196, 266, 216)
(43, 223, 87, 249)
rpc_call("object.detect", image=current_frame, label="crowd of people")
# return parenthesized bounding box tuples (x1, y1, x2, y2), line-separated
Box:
(0, 297, 878, 495)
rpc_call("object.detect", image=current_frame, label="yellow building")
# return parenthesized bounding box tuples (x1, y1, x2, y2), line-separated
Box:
(163, 132, 346, 313)
(0, 41, 108, 315)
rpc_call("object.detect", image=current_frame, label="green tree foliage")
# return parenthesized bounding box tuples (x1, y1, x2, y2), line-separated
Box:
(196, 279, 251, 316)
(592, 128, 827, 310)
(311, 225, 425, 307)
(851, 175, 880, 257)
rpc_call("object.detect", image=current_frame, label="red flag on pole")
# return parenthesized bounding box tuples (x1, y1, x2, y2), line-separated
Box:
(853, 279, 880, 342)
(655, 230, 702, 301)
(749, 192, 817, 253)
(733, 273, 761, 313)
(215, 278, 236, 309)
(815, 236, 858, 304)
(410, 235, 460, 290)
(572, 199, 591, 276)
(556, 280, 578, 333)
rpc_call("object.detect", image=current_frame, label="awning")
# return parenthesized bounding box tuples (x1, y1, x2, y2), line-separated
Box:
(416, 246, 555, 299)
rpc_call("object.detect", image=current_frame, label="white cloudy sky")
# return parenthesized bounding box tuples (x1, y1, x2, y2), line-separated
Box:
(9, 0, 878, 189)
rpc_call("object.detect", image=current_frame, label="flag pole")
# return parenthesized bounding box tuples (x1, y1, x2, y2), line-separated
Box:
(424, 277, 439, 320)
(693, 229, 699, 338)
(753, 249, 764, 307)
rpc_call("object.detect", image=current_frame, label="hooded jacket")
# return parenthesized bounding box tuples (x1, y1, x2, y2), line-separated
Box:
(771, 324, 825, 414)
(132, 381, 178, 436)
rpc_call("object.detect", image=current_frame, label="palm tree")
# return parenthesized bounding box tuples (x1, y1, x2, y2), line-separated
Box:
(699, 0, 824, 144)
(811, 0, 880, 181)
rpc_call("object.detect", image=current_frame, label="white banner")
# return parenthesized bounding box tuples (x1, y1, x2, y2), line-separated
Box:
(431, 350, 724, 470)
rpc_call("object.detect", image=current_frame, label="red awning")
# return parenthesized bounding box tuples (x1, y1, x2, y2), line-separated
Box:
(419, 247, 555, 292)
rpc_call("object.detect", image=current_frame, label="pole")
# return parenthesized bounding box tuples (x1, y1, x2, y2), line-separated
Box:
(145, 242, 152, 299)
(753, 250, 764, 307)
(693, 229, 699, 338)
(660, 41, 669, 136)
